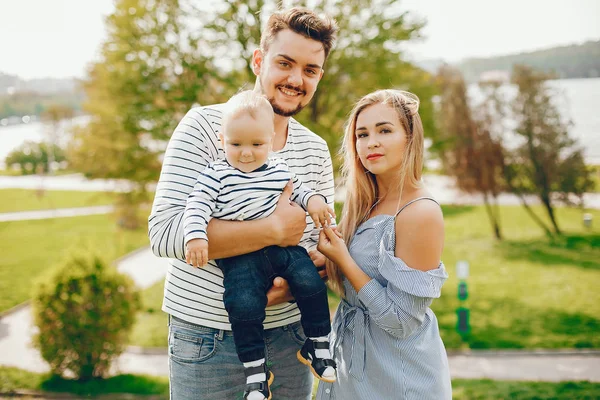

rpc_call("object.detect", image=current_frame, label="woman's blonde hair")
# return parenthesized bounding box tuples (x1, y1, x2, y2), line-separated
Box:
(327, 89, 425, 296)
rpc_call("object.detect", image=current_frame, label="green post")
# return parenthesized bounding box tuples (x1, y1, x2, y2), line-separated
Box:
(456, 260, 471, 338)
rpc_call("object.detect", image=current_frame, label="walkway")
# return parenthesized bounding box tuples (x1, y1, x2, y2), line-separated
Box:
(0, 246, 599, 382)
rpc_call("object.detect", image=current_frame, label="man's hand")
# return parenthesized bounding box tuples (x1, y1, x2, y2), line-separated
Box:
(185, 238, 209, 268)
(270, 181, 307, 247)
(266, 277, 294, 306)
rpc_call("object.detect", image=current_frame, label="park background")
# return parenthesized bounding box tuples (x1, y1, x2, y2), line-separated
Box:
(1, 0, 599, 399)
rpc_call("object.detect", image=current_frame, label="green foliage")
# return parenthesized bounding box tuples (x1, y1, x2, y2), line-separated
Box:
(507, 65, 594, 234)
(201, 0, 439, 165)
(32, 251, 141, 380)
(69, 0, 212, 227)
(5, 141, 66, 174)
(435, 66, 505, 239)
(73, 0, 438, 204)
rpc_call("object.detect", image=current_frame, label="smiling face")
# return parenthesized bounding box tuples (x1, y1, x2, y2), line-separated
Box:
(354, 102, 408, 179)
(220, 108, 275, 173)
(253, 29, 325, 117)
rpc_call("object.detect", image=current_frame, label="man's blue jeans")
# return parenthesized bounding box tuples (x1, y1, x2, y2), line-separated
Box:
(168, 316, 313, 399)
(218, 245, 331, 363)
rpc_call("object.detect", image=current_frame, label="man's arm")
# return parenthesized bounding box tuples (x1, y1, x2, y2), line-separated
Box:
(148, 108, 307, 260)
(206, 182, 307, 260)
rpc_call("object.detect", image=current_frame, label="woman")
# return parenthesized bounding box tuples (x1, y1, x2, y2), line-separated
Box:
(316, 89, 452, 399)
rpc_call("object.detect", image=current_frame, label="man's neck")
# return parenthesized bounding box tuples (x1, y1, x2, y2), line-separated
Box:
(272, 114, 290, 152)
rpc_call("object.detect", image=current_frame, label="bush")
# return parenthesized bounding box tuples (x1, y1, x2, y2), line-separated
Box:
(32, 251, 140, 380)
(5, 141, 66, 174)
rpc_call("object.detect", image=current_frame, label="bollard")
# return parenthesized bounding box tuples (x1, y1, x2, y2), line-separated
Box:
(583, 213, 592, 229)
(456, 260, 471, 337)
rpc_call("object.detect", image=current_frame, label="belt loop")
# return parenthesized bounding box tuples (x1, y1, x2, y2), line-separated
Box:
(217, 329, 225, 340)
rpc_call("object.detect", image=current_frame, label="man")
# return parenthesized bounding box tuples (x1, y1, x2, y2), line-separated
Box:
(148, 7, 338, 400)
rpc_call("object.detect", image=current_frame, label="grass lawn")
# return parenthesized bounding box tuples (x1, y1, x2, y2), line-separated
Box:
(0, 188, 116, 213)
(0, 213, 149, 312)
(0, 366, 168, 398)
(130, 204, 600, 350)
(434, 205, 600, 350)
(130, 280, 169, 348)
(2, 366, 599, 399)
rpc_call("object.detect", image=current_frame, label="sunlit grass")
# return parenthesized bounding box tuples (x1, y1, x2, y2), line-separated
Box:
(0, 214, 149, 312)
(0, 188, 116, 213)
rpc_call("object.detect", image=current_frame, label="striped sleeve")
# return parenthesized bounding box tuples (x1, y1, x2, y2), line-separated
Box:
(183, 166, 222, 243)
(148, 108, 219, 259)
(289, 171, 319, 210)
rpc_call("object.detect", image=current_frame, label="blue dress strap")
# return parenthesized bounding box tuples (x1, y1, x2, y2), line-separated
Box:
(394, 197, 439, 218)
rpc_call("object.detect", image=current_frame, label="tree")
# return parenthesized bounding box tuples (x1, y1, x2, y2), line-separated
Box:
(69, 0, 213, 228)
(190, 0, 438, 166)
(436, 66, 505, 239)
(506, 65, 594, 235)
(72, 0, 436, 227)
(41, 104, 74, 174)
(5, 141, 66, 175)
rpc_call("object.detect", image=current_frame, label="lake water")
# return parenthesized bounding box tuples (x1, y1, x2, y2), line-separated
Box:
(1, 78, 599, 167)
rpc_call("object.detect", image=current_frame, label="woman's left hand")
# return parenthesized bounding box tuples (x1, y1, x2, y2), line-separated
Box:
(317, 226, 349, 266)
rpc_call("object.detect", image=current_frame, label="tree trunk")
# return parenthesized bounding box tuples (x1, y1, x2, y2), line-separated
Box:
(482, 192, 502, 240)
(540, 193, 562, 235)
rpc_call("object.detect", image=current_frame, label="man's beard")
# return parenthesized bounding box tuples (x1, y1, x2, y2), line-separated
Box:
(268, 96, 306, 117)
(264, 82, 307, 117)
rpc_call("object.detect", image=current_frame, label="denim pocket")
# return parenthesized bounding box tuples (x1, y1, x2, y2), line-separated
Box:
(169, 329, 218, 363)
(287, 322, 307, 346)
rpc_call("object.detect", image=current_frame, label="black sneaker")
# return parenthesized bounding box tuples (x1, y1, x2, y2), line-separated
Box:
(297, 338, 337, 383)
(243, 364, 274, 400)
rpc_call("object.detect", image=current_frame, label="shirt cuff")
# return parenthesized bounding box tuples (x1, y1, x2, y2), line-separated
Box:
(357, 278, 387, 314)
(303, 193, 327, 210)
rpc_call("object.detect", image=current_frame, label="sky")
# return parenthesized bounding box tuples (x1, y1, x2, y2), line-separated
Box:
(1, 0, 599, 80)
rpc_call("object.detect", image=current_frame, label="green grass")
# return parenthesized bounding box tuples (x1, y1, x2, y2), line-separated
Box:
(2, 366, 598, 399)
(129, 280, 169, 348)
(128, 204, 600, 350)
(451, 379, 600, 400)
(434, 205, 600, 350)
(0, 188, 116, 213)
(0, 366, 168, 398)
(0, 213, 149, 312)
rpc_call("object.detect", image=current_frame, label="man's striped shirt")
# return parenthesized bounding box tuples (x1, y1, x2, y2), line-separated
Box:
(148, 103, 335, 330)
(183, 157, 319, 243)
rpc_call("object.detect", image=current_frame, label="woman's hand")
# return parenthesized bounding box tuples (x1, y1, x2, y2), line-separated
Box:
(317, 226, 349, 266)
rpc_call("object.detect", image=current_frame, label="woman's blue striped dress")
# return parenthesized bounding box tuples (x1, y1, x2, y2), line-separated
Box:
(317, 211, 452, 399)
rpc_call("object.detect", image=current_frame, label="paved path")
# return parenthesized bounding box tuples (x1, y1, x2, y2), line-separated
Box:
(0, 206, 114, 222)
(1, 247, 599, 382)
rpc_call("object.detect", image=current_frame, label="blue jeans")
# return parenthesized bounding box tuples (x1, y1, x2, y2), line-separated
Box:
(169, 316, 314, 400)
(218, 245, 331, 362)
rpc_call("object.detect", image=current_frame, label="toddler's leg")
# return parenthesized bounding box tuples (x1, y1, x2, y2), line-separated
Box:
(267, 246, 336, 382)
(219, 252, 274, 400)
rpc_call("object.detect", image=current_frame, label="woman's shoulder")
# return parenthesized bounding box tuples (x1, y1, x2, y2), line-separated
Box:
(394, 193, 443, 230)
(393, 193, 444, 272)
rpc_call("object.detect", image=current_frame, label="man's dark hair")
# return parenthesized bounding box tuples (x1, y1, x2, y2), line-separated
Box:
(260, 7, 338, 60)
